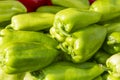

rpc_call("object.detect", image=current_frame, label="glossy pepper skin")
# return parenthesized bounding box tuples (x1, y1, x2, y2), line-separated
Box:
(103, 32, 120, 54)
(1, 42, 59, 74)
(50, 8, 101, 42)
(9, 12, 55, 31)
(60, 24, 107, 63)
(51, 0, 90, 10)
(36, 5, 65, 14)
(89, 0, 120, 22)
(31, 62, 105, 80)
(106, 53, 120, 77)
(0, 1, 27, 22)
(0, 29, 58, 48)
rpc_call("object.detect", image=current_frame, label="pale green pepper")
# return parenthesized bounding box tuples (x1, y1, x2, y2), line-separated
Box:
(0, 28, 58, 48)
(0, 1, 27, 22)
(60, 24, 107, 63)
(1, 42, 59, 74)
(51, 0, 90, 10)
(36, 6, 65, 14)
(8, 12, 55, 31)
(89, 0, 120, 22)
(30, 62, 105, 80)
(50, 8, 101, 42)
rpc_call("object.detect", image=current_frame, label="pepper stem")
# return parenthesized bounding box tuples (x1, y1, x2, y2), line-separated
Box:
(58, 25, 71, 37)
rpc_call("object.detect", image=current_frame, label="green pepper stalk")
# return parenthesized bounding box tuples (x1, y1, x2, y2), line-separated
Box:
(103, 32, 120, 54)
(31, 62, 105, 80)
(1, 42, 59, 74)
(51, 0, 90, 10)
(50, 8, 101, 42)
(8, 12, 55, 31)
(0, 1, 27, 22)
(0, 29, 58, 48)
(106, 53, 120, 77)
(89, 0, 120, 22)
(60, 24, 107, 63)
(93, 49, 111, 65)
(36, 5, 66, 14)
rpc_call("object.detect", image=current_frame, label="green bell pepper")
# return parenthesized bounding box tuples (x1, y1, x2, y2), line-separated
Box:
(106, 53, 120, 77)
(30, 62, 105, 80)
(89, 0, 120, 22)
(51, 0, 90, 10)
(36, 6, 65, 14)
(50, 8, 101, 42)
(0, 1, 27, 22)
(0, 28, 58, 48)
(60, 24, 107, 63)
(103, 32, 120, 54)
(1, 42, 59, 74)
(8, 12, 55, 31)
(93, 49, 111, 64)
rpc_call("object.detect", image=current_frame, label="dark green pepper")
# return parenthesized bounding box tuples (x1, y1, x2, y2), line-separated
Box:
(0, 1, 27, 22)
(36, 6, 65, 14)
(8, 12, 55, 31)
(51, 0, 90, 10)
(60, 24, 107, 63)
(50, 8, 101, 42)
(1, 42, 59, 74)
(89, 0, 120, 22)
(93, 49, 111, 64)
(0, 29, 58, 48)
(0, 21, 10, 28)
(31, 62, 105, 80)
(103, 32, 120, 54)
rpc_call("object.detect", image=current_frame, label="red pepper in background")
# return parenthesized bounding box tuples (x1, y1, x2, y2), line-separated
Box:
(18, 0, 52, 12)
(18, 0, 95, 12)
(89, 0, 95, 5)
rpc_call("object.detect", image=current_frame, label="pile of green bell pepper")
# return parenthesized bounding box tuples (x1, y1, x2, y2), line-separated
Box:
(1, 0, 120, 80)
